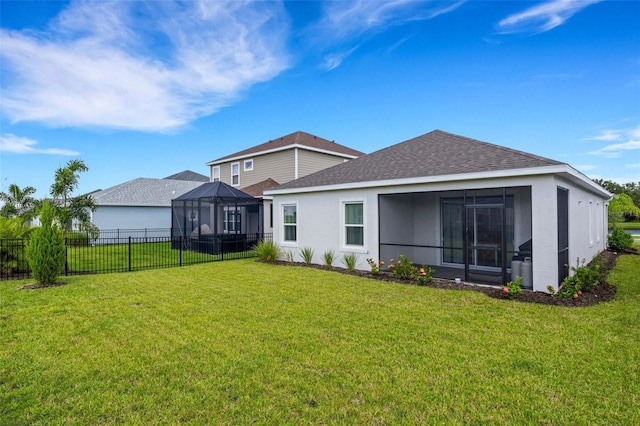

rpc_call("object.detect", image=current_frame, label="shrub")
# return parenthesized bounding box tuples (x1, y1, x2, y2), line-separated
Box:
(502, 276, 523, 297)
(570, 258, 601, 292)
(25, 201, 66, 285)
(322, 250, 335, 269)
(388, 254, 434, 284)
(252, 240, 281, 263)
(555, 258, 602, 299)
(300, 246, 314, 266)
(608, 225, 634, 251)
(389, 254, 416, 280)
(342, 252, 358, 271)
(366, 258, 384, 274)
(0, 217, 33, 275)
(557, 275, 582, 299)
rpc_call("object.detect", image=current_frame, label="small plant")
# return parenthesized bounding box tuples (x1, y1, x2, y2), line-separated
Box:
(557, 275, 582, 299)
(284, 250, 295, 263)
(322, 250, 335, 269)
(554, 257, 603, 299)
(386, 254, 434, 284)
(300, 246, 315, 266)
(416, 265, 434, 285)
(389, 254, 417, 280)
(502, 276, 523, 297)
(342, 252, 358, 271)
(366, 258, 384, 274)
(608, 225, 633, 251)
(569, 258, 600, 292)
(252, 240, 281, 263)
(25, 201, 66, 285)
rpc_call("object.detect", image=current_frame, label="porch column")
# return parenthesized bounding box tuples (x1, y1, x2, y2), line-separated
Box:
(530, 178, 558, 292)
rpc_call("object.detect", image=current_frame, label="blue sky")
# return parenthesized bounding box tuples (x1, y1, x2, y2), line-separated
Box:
(1, 0, 639, 198)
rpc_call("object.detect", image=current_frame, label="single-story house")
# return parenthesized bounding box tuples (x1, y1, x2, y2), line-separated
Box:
(265, 130, 612, 292)
(89, 170, 208, 237)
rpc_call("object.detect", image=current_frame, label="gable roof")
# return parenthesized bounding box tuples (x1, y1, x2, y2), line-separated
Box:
(206, 131, 365, 165)
(240, 178, 280, 197)
(269, 130, 566, 191)
(92, 178, 206, 207)
(164, 170, 209, 182)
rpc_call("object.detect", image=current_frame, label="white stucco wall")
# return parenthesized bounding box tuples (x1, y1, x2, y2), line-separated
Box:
(271, 172, 609, 292)
(92, 206, 171, 232)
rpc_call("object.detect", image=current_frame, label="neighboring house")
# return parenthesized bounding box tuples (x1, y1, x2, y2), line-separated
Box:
(265, 130, 611, 293)
(90, 170, 208, 236)
(205, 131, 365, 233)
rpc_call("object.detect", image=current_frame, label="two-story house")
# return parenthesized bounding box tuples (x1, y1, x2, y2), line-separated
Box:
(205, 131, 365, 233)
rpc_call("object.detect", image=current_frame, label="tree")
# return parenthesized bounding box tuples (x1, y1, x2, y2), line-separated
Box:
(594, 179, 640, 221)
(0, 183, 39, 223)
(49, 160, 98, 238)
(25, 200, 65, 285)
(609, 193, 640, 222)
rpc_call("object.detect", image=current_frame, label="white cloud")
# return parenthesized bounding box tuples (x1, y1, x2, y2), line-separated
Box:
(497, 0, 601, 34)
(312, 0, 464, 69)
(0, 133, 79, 155)
(583, 129, 623, 141)
(586, 125, 640, 157)
(322, 46, 359, 71)
(0, 0, 290, 132)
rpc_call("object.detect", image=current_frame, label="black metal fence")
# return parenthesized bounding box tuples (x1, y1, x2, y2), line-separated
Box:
(1, 229, 272, 280)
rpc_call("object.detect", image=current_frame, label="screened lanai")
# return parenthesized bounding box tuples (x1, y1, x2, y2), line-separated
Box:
(379, 186, 533, 289)
(171, 182, 262, 255)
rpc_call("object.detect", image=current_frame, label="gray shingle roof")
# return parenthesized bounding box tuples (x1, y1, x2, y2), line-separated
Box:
(92, 178, 206, 207)
(164, 170, 209, 182)
(272, 130, 565, 190)
(207, 131, 365, 164)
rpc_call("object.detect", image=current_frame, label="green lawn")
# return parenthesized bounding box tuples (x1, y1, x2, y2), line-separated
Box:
(1, 256, 639, 424)
(610, 221, 640, 230)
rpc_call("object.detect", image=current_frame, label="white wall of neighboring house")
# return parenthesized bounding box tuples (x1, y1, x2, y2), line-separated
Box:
(92, 206, 171, 233)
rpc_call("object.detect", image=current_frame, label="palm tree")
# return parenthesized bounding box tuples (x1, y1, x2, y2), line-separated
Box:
(0, 183, 39, 222)
(50, 160, 97, 237)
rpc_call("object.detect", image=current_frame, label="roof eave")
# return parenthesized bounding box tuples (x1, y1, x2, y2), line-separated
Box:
(265, 164, 612, 198)
(205, 144, 360, 166)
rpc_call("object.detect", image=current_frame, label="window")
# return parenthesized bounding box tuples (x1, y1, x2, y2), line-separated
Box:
(269, 203, 273, 228)
(212, 166, 220, 182)
(224, 210, 241, 233)
(283, 204, 297, 242)
(244, 159, 253, 171)
(231, 162, 239, 186)
(344, 202, 364, 246)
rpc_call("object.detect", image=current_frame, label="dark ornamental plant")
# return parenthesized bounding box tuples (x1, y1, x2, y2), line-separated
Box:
(25, 201, 66, 285)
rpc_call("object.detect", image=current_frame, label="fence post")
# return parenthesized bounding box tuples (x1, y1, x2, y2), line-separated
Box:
(128, 236, 132, 272)
(179, 236, 183, 267)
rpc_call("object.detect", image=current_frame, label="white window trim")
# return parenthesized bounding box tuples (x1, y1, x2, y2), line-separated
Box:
(212, 166, 220, 182)
(231, 162, 240, 186)
(340, 198, 367, 253)
(223, 207, 241, 233)
(244, 159, 254, 172)
(281, 201, 298, 247)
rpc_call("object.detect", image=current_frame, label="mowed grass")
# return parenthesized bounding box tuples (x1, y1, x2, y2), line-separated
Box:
(65, 242, 221, 273)
(1, 256, 639, 425)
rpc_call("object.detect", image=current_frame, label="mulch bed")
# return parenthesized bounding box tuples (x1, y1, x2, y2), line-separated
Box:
(20, 281, 69, 290)
(273, 249, 637, 307)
